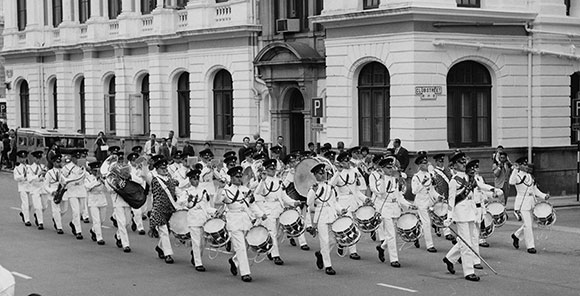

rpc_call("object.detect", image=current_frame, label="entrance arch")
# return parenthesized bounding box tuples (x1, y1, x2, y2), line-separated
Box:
(286, 88, 305, 152)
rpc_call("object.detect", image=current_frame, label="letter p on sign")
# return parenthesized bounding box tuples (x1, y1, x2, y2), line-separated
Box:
(312, 98, 323, 118)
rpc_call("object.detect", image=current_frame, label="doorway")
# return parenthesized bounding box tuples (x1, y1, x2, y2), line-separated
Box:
(288, 88, 305, 152)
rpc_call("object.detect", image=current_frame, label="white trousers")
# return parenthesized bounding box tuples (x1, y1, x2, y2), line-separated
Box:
(30, 192, 48, 224)
(231, 229, 251, 276)
(446, 221, 476, 276)
(189, 226, 205, 267)
(317, 222, 335, 268)
(90, 206, 107, 241)
(51, 199, 68, 230)
(380, 217, 399, 263)
(18, 191, 32, 222)
(514, 210, 535, 249)
(472, 209, 483, 265)
(131, 207, 145, 231)
(157, 224, 174, 256)
(417, 206, 434, 248)
(263, 216, 281, 257)
(80, 197, 89, 220)
(68, 197, 82, 235)
(114, 206, 132, 247)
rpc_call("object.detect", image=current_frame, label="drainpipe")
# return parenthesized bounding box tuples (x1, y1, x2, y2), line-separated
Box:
(39, 56, 45, 128)
(527, 25, 533, 162)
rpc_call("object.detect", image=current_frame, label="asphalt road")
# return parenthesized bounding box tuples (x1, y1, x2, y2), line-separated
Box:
(1, 171, 579, 296)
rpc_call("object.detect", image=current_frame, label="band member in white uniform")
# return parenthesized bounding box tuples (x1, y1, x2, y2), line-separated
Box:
(374, 157, 413, 267)
(218, 156, 237, 185)
(127, 152, 147, 235)
(45, 154, 66, 234)
(330, 151, 366, 260)
(179, 169, 215, 272)
(431, 153, 455, 242)
(217, 166, 267, 282)
(305, 163, 346, 275)
(199, 149, 218, 199)
(442, 151, 480, 281)
(28, 151, 48, 230)
(168, 151, 190, 194)
(85, 161, 108, 245)
(60, 153, 87, 239)
(509, 157, 549, 254)
(281, 154, 310, 250)
(101, 153, 132, 252)
(254, 159, 301, 265)
(14, 150, 32, 226)
(411, 154, 438, 252)
(74, 151, 91, 225)
(150, 157, 181, 264)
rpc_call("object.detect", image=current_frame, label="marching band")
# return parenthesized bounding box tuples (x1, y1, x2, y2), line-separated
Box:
(11, 142, 557, 283)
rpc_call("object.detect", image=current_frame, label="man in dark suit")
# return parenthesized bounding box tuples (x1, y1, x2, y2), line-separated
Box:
(393, 138, 409, 171)
(238, 137, 251, 164)
(182, 140, 195, 157)
(275, 136, 287, 160)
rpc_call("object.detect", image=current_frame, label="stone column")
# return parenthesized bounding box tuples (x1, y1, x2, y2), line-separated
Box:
(146, 41, 168, 136)
(55, 51, 74, 130)
(113, 45, 131, 137)
(82, 47, 106, 134)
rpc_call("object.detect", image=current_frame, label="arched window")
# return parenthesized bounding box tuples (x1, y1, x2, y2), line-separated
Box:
(213, 70, 233, 140)
(105, 76, 116, 133)
(108, 0, 122, 19)
(51, 79, 58, 129)
(20, 81, 30, 128)
(17, 0, 27, 31)
(358, 62, 390, 147)
(79, 78, 86, 133)
(447, 61, 492, 148)
(141, 74, 151, 135)
(53, 0, 63, 27)
(177, 73, 190, 138)
(79, 0, 91, 24)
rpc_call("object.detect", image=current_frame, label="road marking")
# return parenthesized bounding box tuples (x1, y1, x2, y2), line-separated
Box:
(11, 271, 32, 280)
(377, 283, 417, 293)
(10, 207, 20, 211)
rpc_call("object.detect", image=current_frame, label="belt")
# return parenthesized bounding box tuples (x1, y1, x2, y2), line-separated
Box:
(476, 203, 482, 208)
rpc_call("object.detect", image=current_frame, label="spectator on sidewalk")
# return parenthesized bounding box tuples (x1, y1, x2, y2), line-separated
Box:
(182, 140, 195, 157)
(144, 134, 160, 156)
(2, 134, 11, 169)
(239, 137, 251, 164)
(275, 136, 287, 160)
(168, 130, 178, 148)
(493, 151, 513, 205)
(94, 131, 109, 162)
(158, 138, 170, 160)
(393, 138, 409, 171)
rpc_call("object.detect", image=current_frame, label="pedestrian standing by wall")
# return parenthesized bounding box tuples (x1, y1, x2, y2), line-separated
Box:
(94, 131, 108, 162)
(492, 151, 512, 205)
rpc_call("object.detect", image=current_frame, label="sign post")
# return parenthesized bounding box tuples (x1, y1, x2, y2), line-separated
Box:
(311, 97, 324, 149)
(573, 97, 580, 202)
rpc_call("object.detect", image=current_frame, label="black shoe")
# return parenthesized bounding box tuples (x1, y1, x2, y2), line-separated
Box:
(190, 251, 196, 266)
(427, 247, 437, 253)
(337, 246, 344, 256)
(56, 229, 64, 234)
(474, 263, 483, 269)
(267, 253, 273, 261)
(300, 245, 310, 251)
(195, 266, 206, 272)
(38, 224, 44, 230)
(155, 246, 165, 259)
(241, 275, 252, 282)
(325, 267, 336, 275)
(52, 218, 57, 230)
(131, 221, 137, 232)
(452, 238, 457, 245)
(458, 258, 462, 264)
(34, 214, 38, 226)
(76, 233, 83, 240)
(414, 240, 420, 248)
(435, 227, 442, 237)
(445, 234, 455, 241)
(527, 248, 537, 254)
(479, 242, 490, 248)
(229, 258, 238, 275)
(376, 245, 385, 262)
(142, 214, 147, 221)
(19, 212, 25, 223)
(289, 237, 297, 246)
(225, 241, 232, 252)
(315, 251, 323, 270)
(83, 217, 90, 224)
(273, 257, 284, 265)
(443, 257, 455, 274)
(24, 221, 32, 227)
(370, 230, 377, 241)
(511, 233, 520, 249)
(115, 234, 122, 248)
(110, 216, 118, 228)
(97, 240, 105, 245)
(465, 274, 480, 281)
(138, 230, 146, 235)
(90, 229, 97, 242)
(390, 261, 401, 268)
(123, 247, 131, 253)
(165, 255, 174, 264)
(69, 222, 76, 235)
(349, 253, 361, 260)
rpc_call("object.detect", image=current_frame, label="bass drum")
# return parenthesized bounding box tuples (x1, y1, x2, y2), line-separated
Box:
(294, 157, 336, 197)
(168, 210, 191, 241)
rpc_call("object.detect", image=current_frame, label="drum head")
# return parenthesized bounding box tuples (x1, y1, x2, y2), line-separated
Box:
(355, 206, 375, 220)
(294, 158, 320, 197)
(279, 209, 299, 225)
(331, 217, 353, 233)
(397, 213, 418, 230)
(433, 202, 448, 216)
(533, 202, 552, 217)
(203, 218, 226, 233)
(488, 202, 505, 215)
(246, 226, 269, 246)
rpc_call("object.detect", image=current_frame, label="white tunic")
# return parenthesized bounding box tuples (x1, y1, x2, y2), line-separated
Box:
(179, 184, 215, 227)
(218, 184, 264, 232)
(84, 173, 108, 207)
(306, 182, 342, 225)
(509, 169, 547, 211)
(254, 175, 296, 218)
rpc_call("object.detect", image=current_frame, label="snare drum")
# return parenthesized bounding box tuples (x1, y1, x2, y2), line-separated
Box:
(279, 209, 305, 237)
(396, 212, 423, 242)
(353, 205, 382, 233)
(203, 218, 230, 248)
(331, 216, 361, 247)
(487, 202, 508, 227)
(168, 210, 191, 241)
(532, 201, 556, 227)
(479, 212, 495, 239)
(429, 202, 448, 228)
(246, 225, 273, 253)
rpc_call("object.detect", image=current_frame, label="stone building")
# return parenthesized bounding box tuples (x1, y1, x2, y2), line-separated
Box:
(2, 0, 580, 193)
